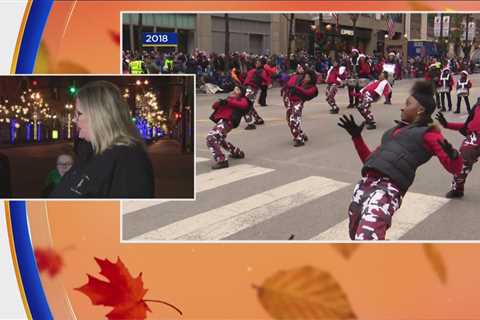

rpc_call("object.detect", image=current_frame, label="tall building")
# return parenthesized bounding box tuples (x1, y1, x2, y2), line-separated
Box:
(122, 13, 405, 56)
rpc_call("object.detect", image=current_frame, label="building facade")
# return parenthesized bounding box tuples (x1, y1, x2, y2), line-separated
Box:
(123, 13, 406, 56)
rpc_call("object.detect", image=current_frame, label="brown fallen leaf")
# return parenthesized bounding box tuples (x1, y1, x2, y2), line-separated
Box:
(254, 266, 356, 320)
(423, 244, 447, 284)
(332, 244, 359, 259)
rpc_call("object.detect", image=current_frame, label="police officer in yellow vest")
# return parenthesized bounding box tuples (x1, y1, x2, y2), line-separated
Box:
(129, 55, 146, 74)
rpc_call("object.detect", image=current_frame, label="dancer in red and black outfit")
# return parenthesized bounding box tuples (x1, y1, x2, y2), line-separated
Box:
(207, 86, 250, 169)
(355, 71, 392, 130)
(436, 101, 480, 198)
(283, 67, 318, 146)
(325, 60, 347, 114)
(259, 57, 277, 107)
(243, 59, 271, 130)
(338, 81, 462, 240)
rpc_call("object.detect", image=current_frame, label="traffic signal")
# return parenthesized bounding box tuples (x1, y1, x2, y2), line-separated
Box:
(174, 112, 182, 120)
(68, 85, 78, 96)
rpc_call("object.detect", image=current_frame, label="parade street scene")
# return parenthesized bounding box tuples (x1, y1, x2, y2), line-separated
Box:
(122, 13, 480, 241)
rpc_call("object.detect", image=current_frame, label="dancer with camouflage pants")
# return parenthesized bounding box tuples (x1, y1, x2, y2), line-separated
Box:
(282, 66, 318, 147)
(356, 71, 391, 130)
(436, 102, 480, 198)
(338, 81, 462, 240)
(325, 61, 346, 114)
(207, 86, 250, 169)
(243, 59, 271, 130)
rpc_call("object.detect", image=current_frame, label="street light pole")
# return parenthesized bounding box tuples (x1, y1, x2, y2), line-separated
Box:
(440, 13, 444, 58)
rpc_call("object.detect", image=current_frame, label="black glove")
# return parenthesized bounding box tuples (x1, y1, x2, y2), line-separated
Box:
(438, 139, 459, 160)
(459, 127, 469, 137)
(337, 114, 365, 138)
(435, 112, 448, 128)
(219, 99, 228, 106)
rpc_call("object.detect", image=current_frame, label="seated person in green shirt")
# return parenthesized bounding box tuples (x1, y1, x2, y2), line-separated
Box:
(42, 154, 74, 197)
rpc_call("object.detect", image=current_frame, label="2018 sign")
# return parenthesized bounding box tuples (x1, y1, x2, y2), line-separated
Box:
(142, 32, 178, 47)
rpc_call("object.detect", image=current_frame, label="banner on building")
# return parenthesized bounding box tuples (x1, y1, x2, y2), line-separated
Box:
(460, 21, 475, 41)
(434, 15, 441, 37)
(442, 15, 450, 37)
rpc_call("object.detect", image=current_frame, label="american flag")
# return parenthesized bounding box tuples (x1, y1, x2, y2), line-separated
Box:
(386, 15, 395, 38)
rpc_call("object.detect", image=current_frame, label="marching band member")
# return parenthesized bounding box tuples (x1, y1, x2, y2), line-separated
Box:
(347, 48, 361, 109)
(437, 67, 454, 112)
(382, 52, 397, 104)
(455, 70, 472, 114)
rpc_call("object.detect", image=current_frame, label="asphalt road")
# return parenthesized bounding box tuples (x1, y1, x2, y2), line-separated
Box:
(123, 76, 480, 241)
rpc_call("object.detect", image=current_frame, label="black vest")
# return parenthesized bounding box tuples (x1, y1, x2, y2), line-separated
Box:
(362, 124, 433, 192)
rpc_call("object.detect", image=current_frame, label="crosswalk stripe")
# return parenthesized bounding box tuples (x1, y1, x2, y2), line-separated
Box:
(310, 192, 450, 240)
(196, 157, 210, 163)
(196, 164, 275, 193)
(122, 163, 274, 215)
(132, 176, 349, 241)
(122, 200, 168, 215)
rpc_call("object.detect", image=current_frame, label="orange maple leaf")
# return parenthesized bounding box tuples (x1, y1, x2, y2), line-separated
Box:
(76, 257, 182, 320)
(34, 247, 63, 277)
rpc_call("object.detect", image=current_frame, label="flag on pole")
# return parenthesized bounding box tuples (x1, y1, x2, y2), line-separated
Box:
(331, 13, 339, 31)
(387, 15, 395, 38)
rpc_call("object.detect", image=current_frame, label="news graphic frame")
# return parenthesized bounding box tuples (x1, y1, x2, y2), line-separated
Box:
(0, 74, 196, 200)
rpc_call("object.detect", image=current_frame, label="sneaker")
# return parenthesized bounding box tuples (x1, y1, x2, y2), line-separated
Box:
(293, 140, 305, 147)
(254, 119, 265, 125)
(445, 190, 464, 199)
(245, 124, 256, 130)
(211, 160, 229, 170)
(454, 111, 460, 114)
(366, 122, 377, 130)
(346, 104, 355, 109)
(229, 151, 245, 159)
(329, 108, 339, 114)
(384, 100, 392, 105)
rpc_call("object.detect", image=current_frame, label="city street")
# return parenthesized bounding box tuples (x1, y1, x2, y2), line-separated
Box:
(1, 139, 193, 198)
(123, 76, 480, 241)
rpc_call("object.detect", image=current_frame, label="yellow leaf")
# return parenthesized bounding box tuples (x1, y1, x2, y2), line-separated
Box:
(332, 244, 359, 259)
(53, 60, 90, 74)
(423, 244, 447, 284)
(33, 41, 52, 74)
(255, 266, 357, 320)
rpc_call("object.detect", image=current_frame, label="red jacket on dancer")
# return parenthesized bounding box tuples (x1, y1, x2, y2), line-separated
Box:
(210, 96, 250, 125)
(326, 66, 346, 85)
(244, 67, 272, 90)
(284, 74, 319, 104)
